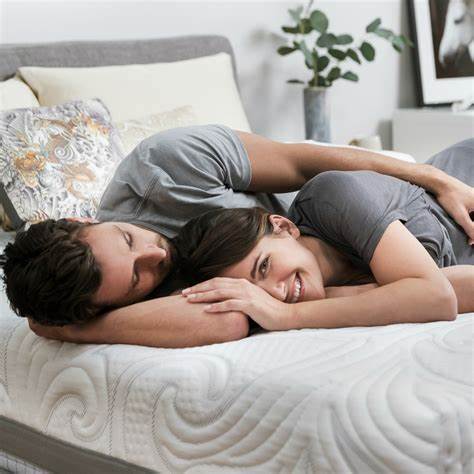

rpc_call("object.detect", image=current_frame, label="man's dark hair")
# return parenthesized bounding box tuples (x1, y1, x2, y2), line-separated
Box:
(0, 219, 102, 326)
(172, 207, 272, 285)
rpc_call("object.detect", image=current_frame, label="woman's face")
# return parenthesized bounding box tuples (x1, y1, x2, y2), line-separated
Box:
(220, 217, 326, 303)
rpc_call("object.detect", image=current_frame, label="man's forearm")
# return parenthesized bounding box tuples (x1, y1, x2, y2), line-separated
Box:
(31, 296, 249, 348)
(288, 143, 446, 194)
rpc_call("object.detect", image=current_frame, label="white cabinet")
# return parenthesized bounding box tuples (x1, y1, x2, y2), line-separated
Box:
(393, 108, 474, 163)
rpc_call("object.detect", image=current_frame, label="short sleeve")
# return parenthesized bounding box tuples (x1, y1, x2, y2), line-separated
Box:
(288, 171, 408, 264)
(97, 124, 252, 221)
(136, 124, 251, 191)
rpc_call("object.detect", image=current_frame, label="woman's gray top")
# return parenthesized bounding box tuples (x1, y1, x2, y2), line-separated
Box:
(288, 139, 474, 270)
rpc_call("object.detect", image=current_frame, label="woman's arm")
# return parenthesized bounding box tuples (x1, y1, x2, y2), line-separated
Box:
(28, 295, 250, 347)
(441, 266, 474, 313)
(183, 221, 457, 330)
(285, 221, 457, 329)
(326, 266, 474, 313)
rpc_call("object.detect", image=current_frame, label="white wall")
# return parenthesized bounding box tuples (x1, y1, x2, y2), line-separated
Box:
(0, 0, 417, 147)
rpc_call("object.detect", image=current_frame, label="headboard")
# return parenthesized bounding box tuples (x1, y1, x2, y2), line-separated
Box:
(0, 35, 239, 86)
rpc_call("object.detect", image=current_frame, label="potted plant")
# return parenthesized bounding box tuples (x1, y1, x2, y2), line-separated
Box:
(278, 0, 413, 142)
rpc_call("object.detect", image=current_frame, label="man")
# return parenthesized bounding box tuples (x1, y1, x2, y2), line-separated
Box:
(2, 125, 473, 347)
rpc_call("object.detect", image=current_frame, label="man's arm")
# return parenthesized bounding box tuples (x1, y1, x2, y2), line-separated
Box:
(29, 296, 250, 347)
(237, 130, 474, 241)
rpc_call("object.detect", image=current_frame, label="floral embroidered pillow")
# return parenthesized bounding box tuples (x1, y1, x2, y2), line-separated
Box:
(0, 98, 124, 230)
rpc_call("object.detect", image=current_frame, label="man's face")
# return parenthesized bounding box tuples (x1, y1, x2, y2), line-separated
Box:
(82, 222, 173, 308)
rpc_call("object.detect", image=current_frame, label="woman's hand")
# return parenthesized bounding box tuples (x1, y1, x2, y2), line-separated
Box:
(182, 277, 293, 331)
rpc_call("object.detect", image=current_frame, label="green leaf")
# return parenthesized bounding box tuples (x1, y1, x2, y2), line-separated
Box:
(374, 28, 393, 40)
(299, 18, 313, 34)
(288, 6, 304, 23)
(366, 18, 381, 33)
(336, 34, 353, 45)
(327, 66, 341, 81)
(310, 10, 329, 33)
(317, 76, 329, 87)
(317, 55, 330, 72)
(360, 41, 375, 61)
(329, 48, 346, 60)
(282, 25, 299, 34)
(346, 48, 361, 64)
(277, 46, 296, 56)
(391, 35, 404, 52)
(317, 33, 337, 48)
(342, 71, 359, 81)
(399, 35, 414, 47)
(300, 40, 315, 68)
(287, 79, 305, 84)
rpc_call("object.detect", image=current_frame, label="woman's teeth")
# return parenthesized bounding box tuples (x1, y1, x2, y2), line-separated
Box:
(290, 274, 301, 303)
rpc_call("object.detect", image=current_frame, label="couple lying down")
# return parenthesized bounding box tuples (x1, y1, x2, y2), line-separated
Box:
(1, 125, 473, 347)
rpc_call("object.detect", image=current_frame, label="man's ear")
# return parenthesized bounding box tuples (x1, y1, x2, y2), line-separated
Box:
(66, 217, 99, 224)
(268, 214, 300, 238)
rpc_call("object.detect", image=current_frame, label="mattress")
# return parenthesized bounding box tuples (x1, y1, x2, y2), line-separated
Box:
(0, 232, 473, 473)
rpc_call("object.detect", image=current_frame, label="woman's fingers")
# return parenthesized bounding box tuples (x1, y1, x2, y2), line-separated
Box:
(185, 289, 238, 303)
(182, 277, 236, 295)
(204, 300, 245, 313)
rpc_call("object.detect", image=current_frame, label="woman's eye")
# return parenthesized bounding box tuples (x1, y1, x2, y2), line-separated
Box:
(260, 256, 269, 276)
(126, 232, 133, 249)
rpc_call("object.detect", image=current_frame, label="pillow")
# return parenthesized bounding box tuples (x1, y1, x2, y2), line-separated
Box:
(0, 78, 41, 229)
(0, 77, 39, 111)
(116, 105, 198, 155)
(19, 53, 251, 131)
(0, 98, 124, 230)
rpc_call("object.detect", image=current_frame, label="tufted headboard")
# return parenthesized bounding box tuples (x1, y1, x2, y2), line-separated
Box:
(0, 35, 240, 87)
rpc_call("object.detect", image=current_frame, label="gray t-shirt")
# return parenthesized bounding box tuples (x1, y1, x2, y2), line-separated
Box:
(288, 170, 473, 271)
(97, 124, 296, 238)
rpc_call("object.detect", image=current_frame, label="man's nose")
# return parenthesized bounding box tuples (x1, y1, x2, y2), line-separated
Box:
(137, 245, 167, 264)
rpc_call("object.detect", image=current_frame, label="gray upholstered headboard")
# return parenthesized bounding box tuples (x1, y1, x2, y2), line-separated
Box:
(0, 35, 239, 85)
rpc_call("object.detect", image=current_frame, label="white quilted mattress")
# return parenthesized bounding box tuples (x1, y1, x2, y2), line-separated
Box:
(0, 237, 473, 473)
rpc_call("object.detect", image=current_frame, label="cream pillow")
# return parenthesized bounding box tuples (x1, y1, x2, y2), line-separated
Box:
(19, 53, 251, 131)
(0, 77, 39, 111)
(116, 105, 199, 155)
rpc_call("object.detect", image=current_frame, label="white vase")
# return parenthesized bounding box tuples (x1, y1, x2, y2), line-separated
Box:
(303, 87, 331, 143)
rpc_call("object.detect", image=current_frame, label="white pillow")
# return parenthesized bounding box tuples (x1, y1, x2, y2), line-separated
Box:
(0, 77, 39, 111)
(115, 106, 199, 155)
(302, 140, 416, 163)
(19, 53, 251, 131)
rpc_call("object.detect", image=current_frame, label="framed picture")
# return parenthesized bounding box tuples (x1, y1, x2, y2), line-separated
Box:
(408, 0, 474, 106)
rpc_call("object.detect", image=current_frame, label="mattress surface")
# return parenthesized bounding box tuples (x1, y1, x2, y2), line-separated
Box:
(0, 233, 473, 473)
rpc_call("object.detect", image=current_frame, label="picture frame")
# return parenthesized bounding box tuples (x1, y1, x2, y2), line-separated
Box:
(408, 0, 474, 106)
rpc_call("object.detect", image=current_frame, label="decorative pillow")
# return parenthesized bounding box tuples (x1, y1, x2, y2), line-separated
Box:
(116, 105, 199, 155)
(0, 77, 39, 112)
(0, 98, 124, 230)
(19, 53, 251, 131)
(0, 78, 41, 229)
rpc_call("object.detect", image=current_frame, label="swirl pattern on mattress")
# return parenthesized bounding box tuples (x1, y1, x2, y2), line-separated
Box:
(0, 235, 472, 473)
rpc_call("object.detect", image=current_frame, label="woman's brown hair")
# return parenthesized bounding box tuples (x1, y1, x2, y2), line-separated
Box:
(172, 207, 273, 285)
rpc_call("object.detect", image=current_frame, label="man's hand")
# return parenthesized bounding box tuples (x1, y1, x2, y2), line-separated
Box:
(28, 318, 74, 341)
(433, 174, 474, 244)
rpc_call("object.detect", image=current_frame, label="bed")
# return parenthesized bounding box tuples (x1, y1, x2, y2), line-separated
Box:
(0, 36, 473, 473)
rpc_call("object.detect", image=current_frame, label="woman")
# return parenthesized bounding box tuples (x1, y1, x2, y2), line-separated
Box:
(172, 141, 474, 331)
